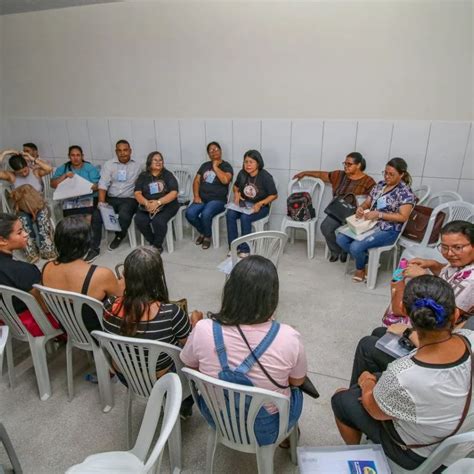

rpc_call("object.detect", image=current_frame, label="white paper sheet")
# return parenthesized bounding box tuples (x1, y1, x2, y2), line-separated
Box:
(52, 174, 94, 201)
(375, 332, 413, 359)
(226, 202, 254, 215)
(217, 257, 234, 275)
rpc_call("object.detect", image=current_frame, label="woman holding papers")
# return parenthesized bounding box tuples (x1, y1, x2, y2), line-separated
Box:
(332, 275, 473, 471)
(226, 150, 278, 258)
(51, 145, 100, 218)
(134, 151, 179, 252)
(0, 149, 55, 262)
(185, 142, 233, 249)
(336, 158, 415, 282)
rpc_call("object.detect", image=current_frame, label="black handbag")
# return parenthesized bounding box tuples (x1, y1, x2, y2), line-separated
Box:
(324, 193, 357, 224)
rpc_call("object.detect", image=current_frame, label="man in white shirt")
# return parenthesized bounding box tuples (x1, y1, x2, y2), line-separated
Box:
(89, 140, 142, 255)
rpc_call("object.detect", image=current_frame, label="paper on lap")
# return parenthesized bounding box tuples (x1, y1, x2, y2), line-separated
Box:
(53, 174, 94, 200)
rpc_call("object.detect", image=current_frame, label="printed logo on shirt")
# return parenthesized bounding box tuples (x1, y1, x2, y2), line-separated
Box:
(151, 180, 165, 194)
(243, 182, 258, 199)
(203, 170, 216, 184)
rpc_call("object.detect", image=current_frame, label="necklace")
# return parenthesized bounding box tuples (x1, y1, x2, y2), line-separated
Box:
(417, 334, 453, 351)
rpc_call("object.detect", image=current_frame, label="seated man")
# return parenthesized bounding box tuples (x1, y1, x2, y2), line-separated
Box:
(349, 220, 474, 386)
(91, 139, 142, 251)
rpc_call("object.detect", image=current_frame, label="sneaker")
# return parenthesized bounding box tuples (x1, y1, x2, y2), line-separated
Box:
(108, 235, 123, 251)
(84, 248, 100, 263)
(340, 252, 348, 263)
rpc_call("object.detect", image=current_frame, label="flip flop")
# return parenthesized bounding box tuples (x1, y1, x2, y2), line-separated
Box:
(352, 275, 365, 282)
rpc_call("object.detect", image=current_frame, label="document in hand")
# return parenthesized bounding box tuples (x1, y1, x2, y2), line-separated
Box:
(375, 332, 413, 359)
(226, 202, 254, 215)
(53, 174, 94, 201)
(99, 205, 122, 232)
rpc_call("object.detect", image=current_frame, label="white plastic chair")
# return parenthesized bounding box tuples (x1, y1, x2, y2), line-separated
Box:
(182, 367, 298, 474)
(230, 231, 288, 270)
(0, 325, 8, 377)
(425, 190, 462, 209)
(444, 458, 474, 473)
(281, 177, 325, 259)
(0, 285, 64, 400)
(66, 372, 182, 474)
(91, 330, 189, 470)
(33, 284, 114, 413)
(398, 201, 474, 251)
(0, 423, 22, 474)
(133, 216, 176, 253)
(173, 169, 193, 241)
(387, 412, 474, 473)
(412, 184, 431, 205)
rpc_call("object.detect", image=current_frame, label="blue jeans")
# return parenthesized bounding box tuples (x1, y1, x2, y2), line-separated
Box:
(336, 228, 399, 270)
(226, 206, 270, 252)
(198, 387, 303, 446)
(185, 200, 226, 238)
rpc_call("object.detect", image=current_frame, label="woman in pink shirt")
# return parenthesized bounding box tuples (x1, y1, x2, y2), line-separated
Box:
(180, 255, 307, 445)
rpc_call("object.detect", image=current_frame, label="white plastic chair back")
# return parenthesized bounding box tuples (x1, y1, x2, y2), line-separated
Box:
(172, 169, 192, 203)
(66, 373, 182, 474)
(425, 190, 462, 209)
(182, 367, 292, 449)
(42, 174, 54, 200)
(287, 177, 325, 218)
(230, 231, 288, 269)
(34, 284, 103, 348)
(0, 185, 12, 213)
(413, 184, 431, 205)
(91, 330, 190, 401)
(0, 325, 8, 372)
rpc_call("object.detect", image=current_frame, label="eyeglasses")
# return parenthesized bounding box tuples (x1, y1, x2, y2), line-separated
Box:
(437, 243, 471, 254)
(382, 170, 397, 178)
(342, 161, 355, 167)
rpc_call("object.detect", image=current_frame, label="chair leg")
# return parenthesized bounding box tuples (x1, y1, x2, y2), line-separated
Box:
(66, 341, 74, 402)
(166, 222, 174, 254)
(0, 423, 22, 474)
(168, 419, 182, 474)
(205, 429, 218, 474)
(5, 334, 15, 389)
(175, 210, 183, 240)
(306, 227, 314, 259)
(29, 336, 52, 401)
(92, 345, 114, 413)
(289, 424, 298, 465)
(212, 217, 220, 249)
(126, 390, 133, 449)
(366, 251, 380, 290)
(255, 444, 276, 474)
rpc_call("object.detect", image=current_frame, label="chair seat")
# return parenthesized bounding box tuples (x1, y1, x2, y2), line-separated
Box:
(281, 216, 317, 228)
(67, 452, 145, 473)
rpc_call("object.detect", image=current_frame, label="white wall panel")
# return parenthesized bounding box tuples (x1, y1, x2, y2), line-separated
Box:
(460, 124, 473, 180)
(420, 176, 460, 195)
(26, 119, 54, 158)
(265, 168, 289, 215)
(355, 121, 393, 175)
(290, 120, 324, 172)
(261, 120, 291, 170)
(179, 120, 205, 166)
(46, 119, 69, 159)
(390, 121, 430, 177)
(458, 180, 474, 203)
(108, 119, 133, 151)
(204, 120, 233, 163)
(321, 121, 357, 172)
(154, 119, 181, 165)
(87, 118, 112, 161)
(66, 119, 92, 159)
(424, 122, 471, 179)
(6, 118, 30, 150)
(232, 120, 261, 167)
(131, 119, 157, 164)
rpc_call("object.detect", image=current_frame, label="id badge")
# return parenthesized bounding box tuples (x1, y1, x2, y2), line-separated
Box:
(376, 195, 387, 210)
(149, 181, 159, 195)
(117, 169, 127, 182)
(204, 170, 216, 184)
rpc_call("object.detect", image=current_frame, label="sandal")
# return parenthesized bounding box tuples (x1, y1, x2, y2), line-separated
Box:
(195, 235, 204, 245)
(352, 271, 366, 283)
(202, 238, 211, 250)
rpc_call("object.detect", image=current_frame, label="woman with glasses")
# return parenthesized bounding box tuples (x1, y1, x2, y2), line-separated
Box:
(293, 152, 375, 262)
(134, 151, 179, 252)
(336, 158, 415, 282)
(349, 220, 474, 386)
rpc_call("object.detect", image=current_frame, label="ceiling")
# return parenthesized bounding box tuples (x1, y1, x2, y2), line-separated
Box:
(0, 0, 121, 15)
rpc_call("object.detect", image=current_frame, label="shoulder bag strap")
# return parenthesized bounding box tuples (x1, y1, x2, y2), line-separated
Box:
(383, 334, 473, 451)
(236, 322, 289, 389)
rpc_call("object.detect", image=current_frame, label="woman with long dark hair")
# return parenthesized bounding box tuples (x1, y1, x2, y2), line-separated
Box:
(134, 152, 179, 252)
(181, 255, 308, 445)
(336, 157, 415, 282)
(332, 275, 473, 470)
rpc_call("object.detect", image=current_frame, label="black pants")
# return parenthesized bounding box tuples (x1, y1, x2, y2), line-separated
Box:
(134, 200, 180, 249)
(350, 327, 394, 386)
(90, 197, 138, 250)
(320, 215, 345, 257)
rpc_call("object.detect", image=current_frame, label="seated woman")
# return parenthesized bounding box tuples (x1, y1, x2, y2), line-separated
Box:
(0, 149, 55, 262)
(332, 275, 473, 471)
(51, 146, 101, 262)
(226, 150, 278, 257)
(42, 216, 122, 333)
(0, 213, 60, 336)
(134, 152, 179, 253)
(293, 152, 376, 262)
(185, 142, 233, 249)
(336, 157, 415, 282)
(181, 255, 307, 445)
(103, 246, 201, 418)
(349, 220, 474, 386)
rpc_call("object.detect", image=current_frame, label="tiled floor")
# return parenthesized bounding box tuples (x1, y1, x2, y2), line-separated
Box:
(0, 231, 394, 473)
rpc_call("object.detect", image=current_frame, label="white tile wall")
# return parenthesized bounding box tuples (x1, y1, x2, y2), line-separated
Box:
(460, 124, 473, 181)
(179, 119, 206, 165)
(290, 120, 324, 171)
(87, 118, 112, 161)
(108, 119, 133, 152)
(232, 120, 261, 167)
(320, 120, 357, 171)
(261, 119, 291, 170)
(131, 119, 157, 164)
(66, 119, 92, 159)
(27, 119, 54, 159)
(46, 119, 69, 160)
(154, 119, 181, 165)
(204, 119, 233, 163)
(458, 180, 474, 203)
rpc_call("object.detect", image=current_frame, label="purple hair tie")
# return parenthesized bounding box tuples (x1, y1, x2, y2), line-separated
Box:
(412, 297, 446, 327)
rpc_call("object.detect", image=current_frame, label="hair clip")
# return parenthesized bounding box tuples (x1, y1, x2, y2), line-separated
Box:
(412, 297, 447, 328)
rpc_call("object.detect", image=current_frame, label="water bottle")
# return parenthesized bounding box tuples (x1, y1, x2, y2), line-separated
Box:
(392, 258, 408, 282)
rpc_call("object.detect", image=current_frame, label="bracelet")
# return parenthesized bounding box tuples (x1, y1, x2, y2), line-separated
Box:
(158, 200, 162, 206)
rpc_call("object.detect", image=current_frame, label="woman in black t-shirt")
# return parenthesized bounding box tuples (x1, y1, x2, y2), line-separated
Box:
(185, 142, 233, 249)
(226, 150, 278, 257)
(134, 152, 180, 252)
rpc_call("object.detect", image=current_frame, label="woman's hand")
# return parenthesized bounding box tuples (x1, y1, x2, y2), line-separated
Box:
(193, 196, 203, 204)
(293, 171, 305, 180)
(21, 151, 35, 163)
(190, 310, 203, 327)
(387, 323, 410, 336)
(403, 263, 427, 278)
(364, 210, 379, 221)
(358, 371, 377, 389)
(252, 201, 263, 213)
(64, 172, 74, 179)
(408, 258, 430, 268)
(356, 206, 365, 218)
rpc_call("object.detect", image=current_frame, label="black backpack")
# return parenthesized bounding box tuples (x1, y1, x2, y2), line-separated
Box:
(287, 192, 315, 221)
